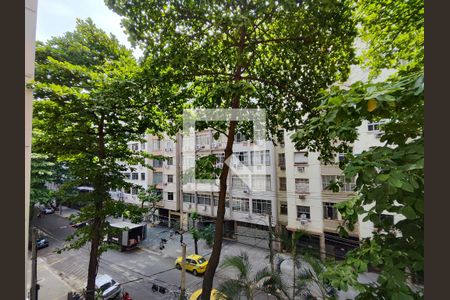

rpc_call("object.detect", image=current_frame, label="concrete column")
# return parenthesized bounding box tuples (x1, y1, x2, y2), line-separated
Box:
(320, 232, 326, 261)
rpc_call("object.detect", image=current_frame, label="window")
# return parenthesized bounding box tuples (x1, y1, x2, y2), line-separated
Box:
(131, 143, 139, 151)
(232, 198, 249, 212)
(141, 142, 146, 150)
(215, 153, 225, 164)
(295, 178, 309, 193)
(235, 151, 249, 166)
(152, 139, 161, 151)
(213, 195, 229, 207)
(131, 187, 139, 195)
(297, 206, 311, 219)
(140, 173, 146, 181)
(153, 159, 163, 168)
(165, 140, 175, 152)
(294, 152, 308, 165)
(183, 193, 195, 203)
(323, 202, 338, 220)
(124, 173, 131, 180)
(166, 157, 174, 165)
(196, 135, 210, 147)
(322, 175, 356, 192)
(278, 153, 286, 169)
(252, 199, 272, 215)
(376, 214, 395, 229)
(367, 121, 385, 132)
(280, 202, 288, 215)
(167, 192, 174, 201)
(153, 172, 163, 184)
(232, 175, 249, 189)
(265, 150, 271, 166)
(235, 132, 246, 143)
(252, 175, 271, 191)
(338, 153, 345, 162)
(131, 173, 139, 180)
(167, 174, 174, 183)
(250, 150, 271, 166)
(197, 194, 211, 205)
(279, 177, 287, 191)
(124, 187, 131, 194)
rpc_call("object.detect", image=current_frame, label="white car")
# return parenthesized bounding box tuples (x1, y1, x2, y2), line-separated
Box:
(95, 274, 122, 299)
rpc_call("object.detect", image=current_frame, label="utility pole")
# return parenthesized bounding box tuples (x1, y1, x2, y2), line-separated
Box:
(180, 242, 187, 300)
(30, 227, 38, 300)
(268, 214, 274, 273)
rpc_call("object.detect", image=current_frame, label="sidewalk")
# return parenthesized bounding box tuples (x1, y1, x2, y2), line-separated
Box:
(26, 257, 74, 300)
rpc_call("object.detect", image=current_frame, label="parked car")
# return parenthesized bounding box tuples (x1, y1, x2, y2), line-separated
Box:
(42, 207, 55, 214)
(28, 237, 49, 250)
(95, 274, 122, 299)
(70, 220, 89, 229)
(175, 254, 208, 276)
(190, 289, 225, 300)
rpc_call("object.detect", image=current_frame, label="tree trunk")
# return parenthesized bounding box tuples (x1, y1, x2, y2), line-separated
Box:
(85, 116, 106, 300)
(194, 237, 199, 255)
(201, 24, 246, 300)
(85, 210, 103, 300)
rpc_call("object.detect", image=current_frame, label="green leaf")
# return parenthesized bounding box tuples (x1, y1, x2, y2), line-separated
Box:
(402, 206, 417, 219)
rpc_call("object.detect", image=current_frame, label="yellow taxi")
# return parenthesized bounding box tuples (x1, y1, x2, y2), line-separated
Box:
(175, 254, 208, 276)
(189, 288, 226, 300)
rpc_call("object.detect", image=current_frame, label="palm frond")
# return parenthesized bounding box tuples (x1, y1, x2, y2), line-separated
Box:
(218, 279, 246, 300)
(220, 251, 251, 281)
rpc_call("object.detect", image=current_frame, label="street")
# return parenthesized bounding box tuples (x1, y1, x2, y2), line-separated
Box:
(31, 213, 209, 300)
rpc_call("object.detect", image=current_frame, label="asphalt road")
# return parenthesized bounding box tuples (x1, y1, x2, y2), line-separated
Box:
(32, 213, 208, 300)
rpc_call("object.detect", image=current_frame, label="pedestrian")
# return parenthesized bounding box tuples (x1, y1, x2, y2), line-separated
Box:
(122, 291, 132, 300)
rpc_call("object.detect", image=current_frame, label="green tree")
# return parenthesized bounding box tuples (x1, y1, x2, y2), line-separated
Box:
(218, 252, 285, 300)
(30, 153, 56, 208)
(190, 211, 201, 255)
(291, 0, 424, 298)
(105, 1, 357, 298)
(31, 19, 167, 300)
(137, 184, 163, 221)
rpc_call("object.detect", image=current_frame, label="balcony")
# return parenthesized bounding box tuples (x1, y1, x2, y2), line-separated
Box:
(323, 219, 359, 235)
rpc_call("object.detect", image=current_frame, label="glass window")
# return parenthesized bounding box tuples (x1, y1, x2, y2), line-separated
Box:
(197, 194, 211, 205)
(131, 173, 139, 180)
(279, 177, 287, 191)
(294, 152, 308, 165)
(232, 198, 249, 212)
(131, 143, 139, 151)
(323, 202, 338, 220)
(153, 159, 163, 168)
(252, 199, 272, 215)
(153, 172, 163, 184)
(152, 139, 161, 151)
(278, 153, 286, 169)
(252, 175, 271, 191)
(167, 192, 174, 201)
(183, 193, 195, 203)
(124, 173, 131, 180)
(140, 173, 146, 181)
(167, 157, 174, 165)
(295, 178, 309, 193)
(141, 142, 146, 150)
(297, 206, 310, 219)
(280, 202, 288, 215)
(232, 175, 249, 189)
(167, 174, 174, 183)
(234, 132, 246, 143)
(131, 187, 139, 195)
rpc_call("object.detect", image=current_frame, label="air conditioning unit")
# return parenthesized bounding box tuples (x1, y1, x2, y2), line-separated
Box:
(376, 132, 383, 138)
(243, 188, 250, 194)
(298, 195, 306, 200)
(297, 166, 305, 173)
(195, 145, 201, 150)
(212, 143, 218, 148)
(300, 219, 309, 225)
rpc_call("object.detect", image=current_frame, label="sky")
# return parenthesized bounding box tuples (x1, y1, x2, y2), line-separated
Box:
(36, 0, 143, 58)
